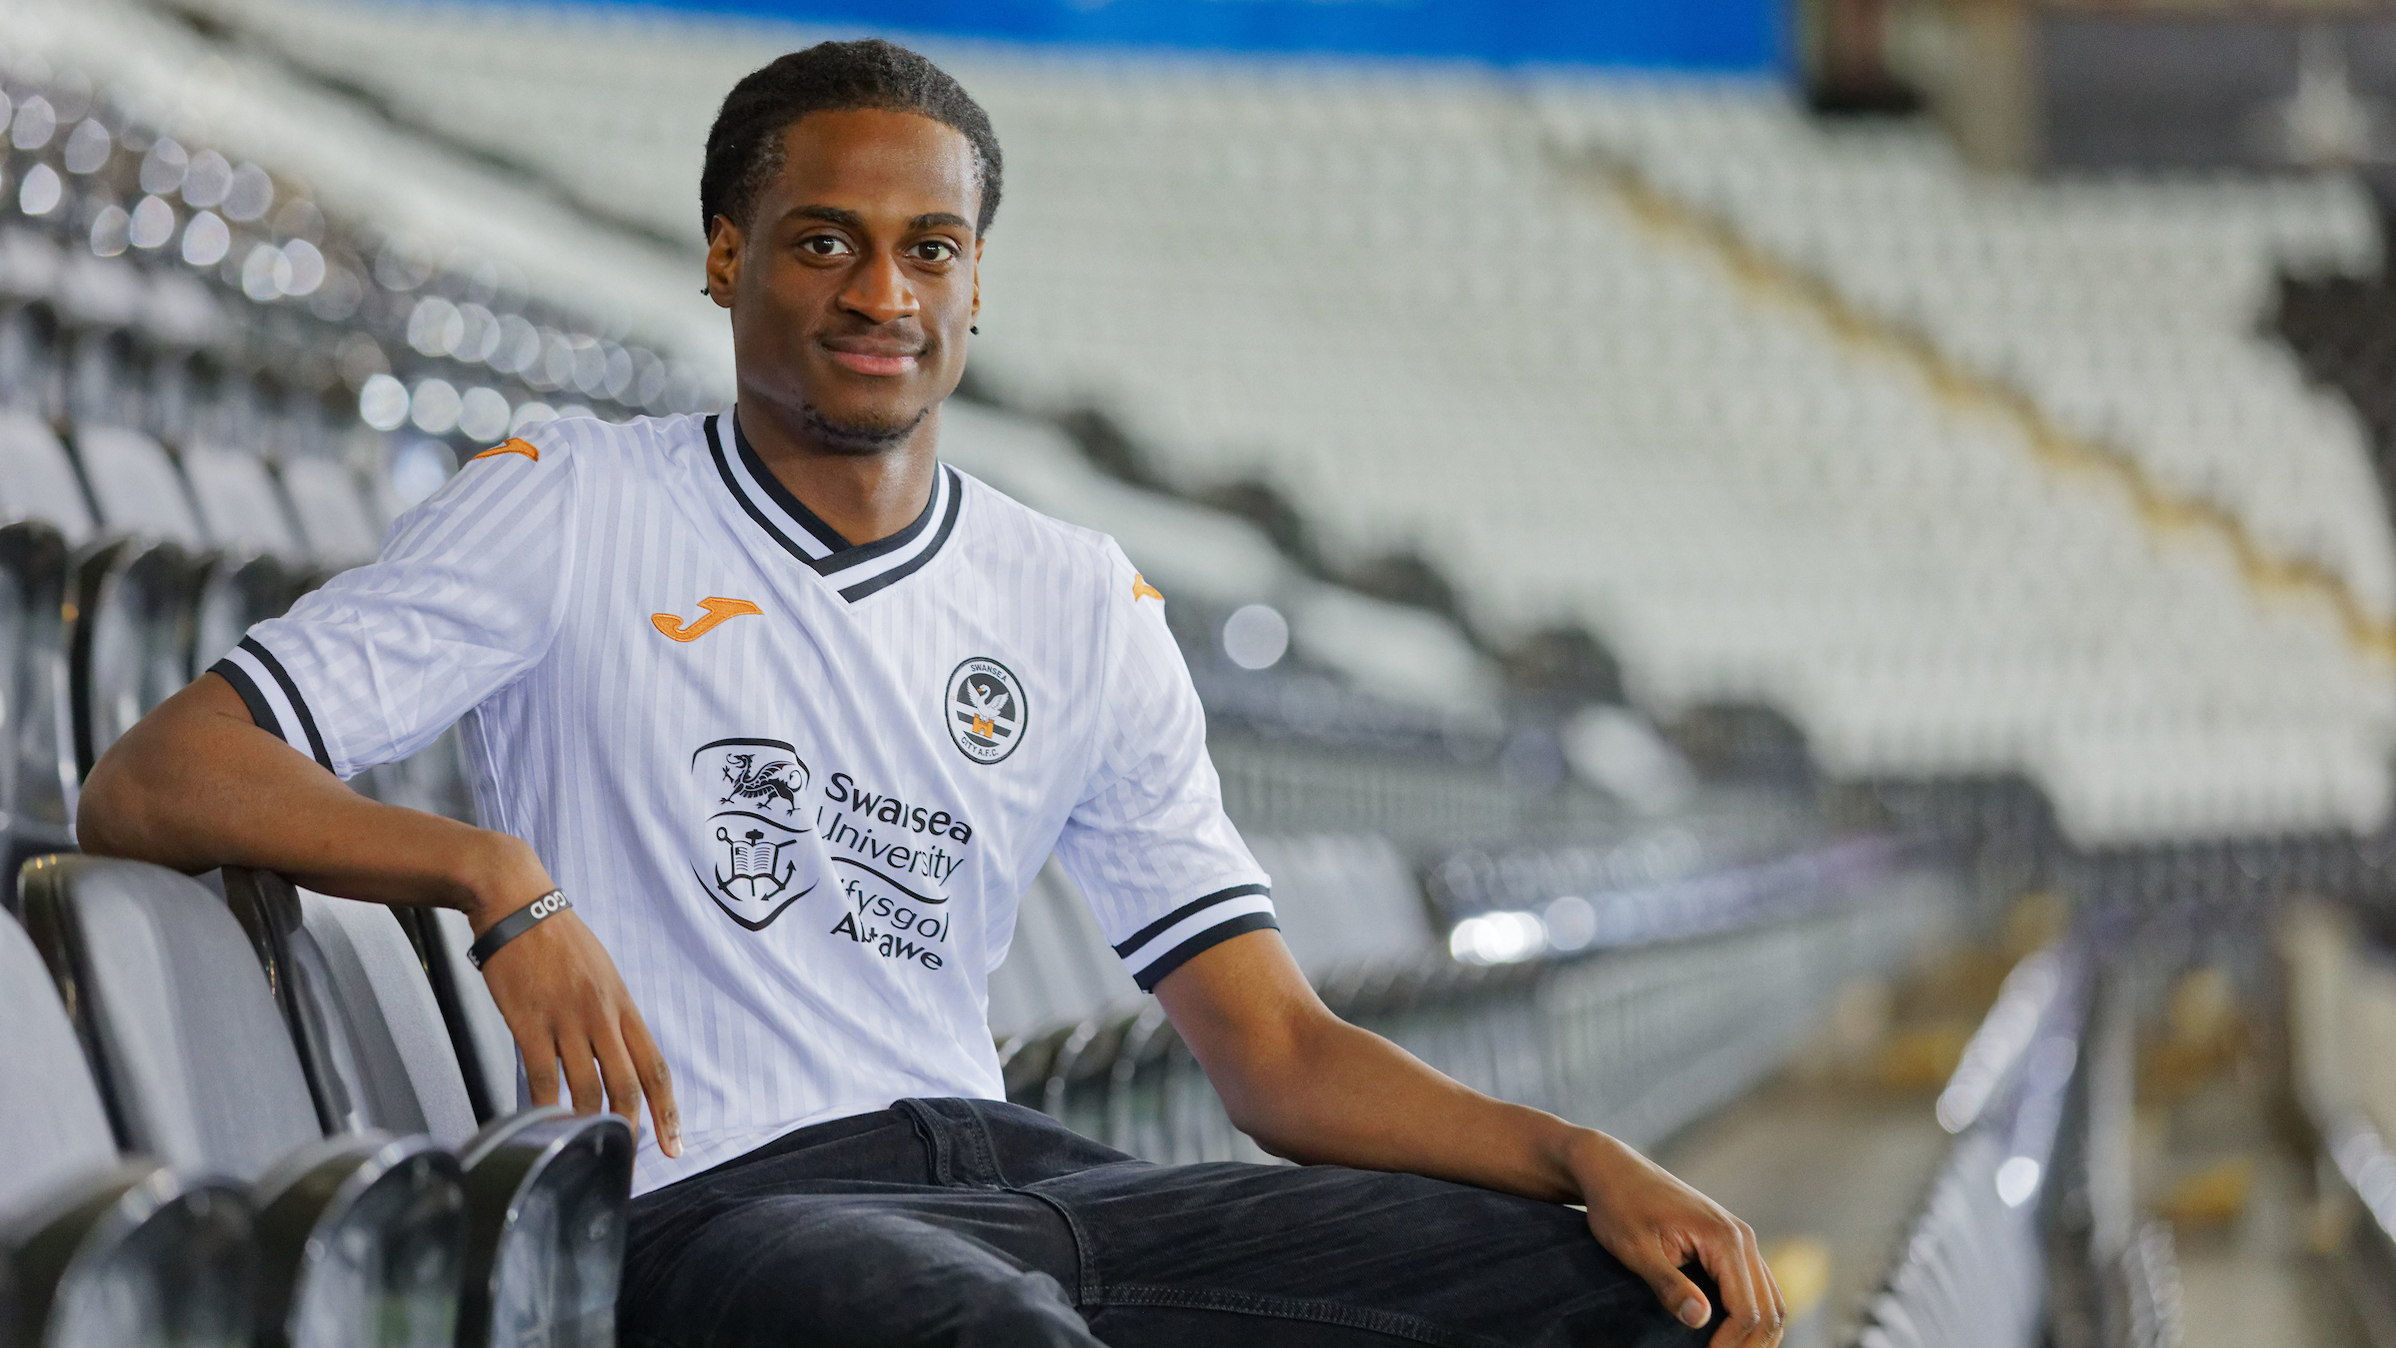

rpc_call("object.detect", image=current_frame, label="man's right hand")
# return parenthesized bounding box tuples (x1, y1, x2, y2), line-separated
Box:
(467, 840, 681, 1158)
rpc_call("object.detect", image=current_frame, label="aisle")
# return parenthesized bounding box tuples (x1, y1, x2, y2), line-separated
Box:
(1654, 1076, 1951, 1338)
(2160, 1068, 2368, 1348)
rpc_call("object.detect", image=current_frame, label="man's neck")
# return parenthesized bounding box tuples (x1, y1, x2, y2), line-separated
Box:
(733, 394, 940, 547)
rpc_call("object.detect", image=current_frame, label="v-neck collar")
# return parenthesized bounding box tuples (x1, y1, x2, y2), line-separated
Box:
(705, 413, 963, 603)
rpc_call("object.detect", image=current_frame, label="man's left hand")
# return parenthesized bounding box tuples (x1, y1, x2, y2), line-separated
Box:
(1563, 1127, 1785, 1348)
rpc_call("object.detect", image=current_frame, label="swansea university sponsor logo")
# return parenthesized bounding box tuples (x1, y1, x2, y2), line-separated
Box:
(945, 656, 1025, 765)
(688, 738, 819, 930)
(816, 773, 965, 971)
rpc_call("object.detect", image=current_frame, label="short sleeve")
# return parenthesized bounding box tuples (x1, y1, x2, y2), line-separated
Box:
(1052, 546, 1274, 992)
(208, 435, 574, 778)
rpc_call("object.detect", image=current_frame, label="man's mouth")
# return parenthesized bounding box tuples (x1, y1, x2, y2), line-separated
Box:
(823, 338, 924, 377)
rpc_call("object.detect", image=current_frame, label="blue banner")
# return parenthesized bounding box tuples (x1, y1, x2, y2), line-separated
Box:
(519, 0, 1782, 71)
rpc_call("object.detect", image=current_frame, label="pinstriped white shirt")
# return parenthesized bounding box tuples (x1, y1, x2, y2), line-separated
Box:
(213, 411, 1273, 1194)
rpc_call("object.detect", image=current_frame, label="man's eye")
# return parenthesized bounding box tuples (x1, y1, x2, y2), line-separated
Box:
(914, 241, 956, 263)
(799, 235, 849, 257)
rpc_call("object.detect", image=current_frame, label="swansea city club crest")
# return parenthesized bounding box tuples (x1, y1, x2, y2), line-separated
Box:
(689, 737, 820, 930)
(945, 657, 1026, 765)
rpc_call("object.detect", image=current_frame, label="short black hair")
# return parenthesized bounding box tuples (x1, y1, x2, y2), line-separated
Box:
(701, 39, 1003, 243)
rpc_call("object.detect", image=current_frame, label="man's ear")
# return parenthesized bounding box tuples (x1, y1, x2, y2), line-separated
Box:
(970, 236, 984, 325)
(704, 215, 742, 309)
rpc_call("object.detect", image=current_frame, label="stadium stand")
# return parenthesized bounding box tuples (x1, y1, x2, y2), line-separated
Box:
(10, 2, 2396, 1345)
(176, 0, 2396, 846)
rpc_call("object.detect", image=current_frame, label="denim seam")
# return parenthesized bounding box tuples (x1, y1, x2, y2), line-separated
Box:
(894, 1098, 956, 1186)
(1089, 1284, 1504, 1348)
(959, 1102, 1008, 1188)
(1019, 1185, 1101, 1305)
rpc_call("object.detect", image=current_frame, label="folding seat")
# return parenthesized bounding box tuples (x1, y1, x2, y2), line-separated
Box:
(0, 411, 94, 872)
(180, 440, 310, 672)
(61, 425, 211, 773)
(15, 854, 465, 1345)
(220, 867, 630, 1346)
(279, 451, 386, 569)
(20, 854, 634, 1348)
(0, 907, 257, 1347)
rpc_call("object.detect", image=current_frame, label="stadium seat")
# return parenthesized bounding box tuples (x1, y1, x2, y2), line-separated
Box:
(0, 906, 258, 1347)
(15, 854, 470, 1342)
(278, 453, 386, 569)
(0, 519, 76, 874)
(220, 867, 634, 1347)
(64, 534, 199, 776)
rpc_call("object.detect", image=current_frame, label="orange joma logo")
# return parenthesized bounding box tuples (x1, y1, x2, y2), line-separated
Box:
(470, 438, 539, 463)
(1132, 574, 1163, 603)
(653, 597, 763, 642)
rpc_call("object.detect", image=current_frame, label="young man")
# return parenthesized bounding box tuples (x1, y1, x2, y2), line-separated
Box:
(80, 40, 1783, 1348)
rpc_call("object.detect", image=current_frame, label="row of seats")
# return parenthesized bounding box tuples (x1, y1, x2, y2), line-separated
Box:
(0, 402, 423, 871)
(2, 855, 628, 1347)
(1856, 942, 2087, 1348)
(991, 832, 1959, 1164)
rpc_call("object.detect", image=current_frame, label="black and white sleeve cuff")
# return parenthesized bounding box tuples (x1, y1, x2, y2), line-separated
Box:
(210, 636, 335, 773)
(1113, 883, 1277, 992)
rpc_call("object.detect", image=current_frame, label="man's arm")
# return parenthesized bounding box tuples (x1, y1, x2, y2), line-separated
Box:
(1154, 928, 1783, 1348)
(78, 674, 680, 1157)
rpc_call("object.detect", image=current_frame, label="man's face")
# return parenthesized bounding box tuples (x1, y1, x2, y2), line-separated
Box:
(707, 108, 981, 453)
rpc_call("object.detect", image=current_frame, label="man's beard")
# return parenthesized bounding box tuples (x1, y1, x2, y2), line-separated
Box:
(797, 400, 931, 456)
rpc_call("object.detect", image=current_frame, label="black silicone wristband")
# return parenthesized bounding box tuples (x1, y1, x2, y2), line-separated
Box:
(466, 890, 571, 970)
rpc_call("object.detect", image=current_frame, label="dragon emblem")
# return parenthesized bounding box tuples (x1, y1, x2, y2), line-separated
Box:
(720, 752, 803, 813)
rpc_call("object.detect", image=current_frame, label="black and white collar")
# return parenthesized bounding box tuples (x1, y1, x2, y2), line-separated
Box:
(706, 413, 963, 603)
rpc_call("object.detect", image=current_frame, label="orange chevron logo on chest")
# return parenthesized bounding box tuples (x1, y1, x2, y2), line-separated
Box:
(653, 597, 763, 642)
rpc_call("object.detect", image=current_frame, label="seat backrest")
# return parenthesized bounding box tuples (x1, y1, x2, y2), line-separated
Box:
(278, 456, 382, 566)
(1245, 834, 1433, 974)
(987, 858, 1137, 1037)
(71, 426, 206, 548)
(421, 906, 524, 1118)
(182, 443, 302, 557)
(16, 856, 322, 1182)
(284, 887, 479, 1147)
(0, 909, 118, 1216)
(0, 409, 95, 544)
(0, 521, 76, 860)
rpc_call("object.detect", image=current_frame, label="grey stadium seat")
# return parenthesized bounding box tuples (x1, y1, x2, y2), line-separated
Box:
(181, 441, 307, 676)
(0, 907, 124, 1216)
(220, 868, 632, 1347)
(279, 452, 385, 568)
(0, 409, 97, 545)
(219, 868, 479, 1145)
(1243, 833, 1434, 976)
(986, 857, 1138, 1042)
(1, 519, 76, 876)
(0, 907, 257, 1347)
(16, 854, 472, 1343)
(0, 413, 93, 866)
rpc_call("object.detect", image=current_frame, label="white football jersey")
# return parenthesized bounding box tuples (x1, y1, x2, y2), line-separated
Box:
(211, 412, 1274, 1193)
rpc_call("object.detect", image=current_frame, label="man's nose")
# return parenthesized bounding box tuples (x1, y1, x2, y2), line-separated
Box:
(840, 250, 918, 326)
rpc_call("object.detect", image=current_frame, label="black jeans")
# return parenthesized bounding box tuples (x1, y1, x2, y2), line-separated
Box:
(620, 1097, 1718, 1347)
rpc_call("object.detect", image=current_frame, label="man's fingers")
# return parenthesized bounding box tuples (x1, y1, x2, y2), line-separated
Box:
(519, 1033, 561, 1108)
(559, 1036, 605, 1115)
(594, 1026, 644, 1132)
(1625, 1248, 1711, 1332)
(623, 1015, 682, 1158)
(1704, 1222, 1774, 1348)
